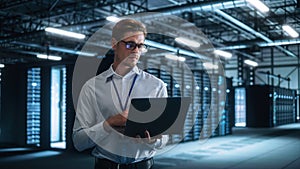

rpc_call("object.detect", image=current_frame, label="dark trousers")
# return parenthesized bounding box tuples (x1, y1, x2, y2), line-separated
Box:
(94, 158, 153, 169)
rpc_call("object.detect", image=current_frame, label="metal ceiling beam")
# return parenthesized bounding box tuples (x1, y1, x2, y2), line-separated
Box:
(150, 0, 247, 15)
(214, 10, 297, 58)
(11, 41, 85, 56)
(2, 0, 297, 63)
(145, 0, 298, 59)
(0, 0, 34, 10)
(0, 0, 137, 37)
(1, 0, 249, 58)
(217, 38, 300, 50)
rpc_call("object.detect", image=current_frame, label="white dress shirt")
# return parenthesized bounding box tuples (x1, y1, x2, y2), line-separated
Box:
(72, 65, 169, 164)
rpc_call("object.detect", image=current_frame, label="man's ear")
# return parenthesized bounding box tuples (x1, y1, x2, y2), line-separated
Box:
(111, 38, 117, 50)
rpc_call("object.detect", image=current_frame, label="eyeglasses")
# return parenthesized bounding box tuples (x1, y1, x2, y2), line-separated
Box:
(120, 40, 148, 53)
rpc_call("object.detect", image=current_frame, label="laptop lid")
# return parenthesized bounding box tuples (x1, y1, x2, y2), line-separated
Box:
(124, 97, 191, 138)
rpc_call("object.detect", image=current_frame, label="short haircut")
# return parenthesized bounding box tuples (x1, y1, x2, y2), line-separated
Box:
(112, 19, 147, 41)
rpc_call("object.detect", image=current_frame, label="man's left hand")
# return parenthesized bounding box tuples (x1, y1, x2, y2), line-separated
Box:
(135, 130, 162, 144)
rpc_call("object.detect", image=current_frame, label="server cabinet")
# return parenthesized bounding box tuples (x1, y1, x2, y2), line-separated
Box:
(246, 85, 273, 127)
(143, 61, 234, 144)
(246, 85, 297, 127)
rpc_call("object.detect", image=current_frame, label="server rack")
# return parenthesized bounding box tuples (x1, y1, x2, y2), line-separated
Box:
(182, 68, 194, 142)
(246, 85, 297, 127)
(223, 78, 234, 135)
(234, 87, 247, 127)
(26, 68, 41, 146)
(273, 87, 297, 126)
(142, 60, 233, 144)
(192, 71, 202, 141)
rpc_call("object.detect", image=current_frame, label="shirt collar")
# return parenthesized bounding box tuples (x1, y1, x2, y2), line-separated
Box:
(105, 65, 140, 82)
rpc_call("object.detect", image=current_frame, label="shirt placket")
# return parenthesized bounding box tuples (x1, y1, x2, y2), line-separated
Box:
(121, 77, 130, 111)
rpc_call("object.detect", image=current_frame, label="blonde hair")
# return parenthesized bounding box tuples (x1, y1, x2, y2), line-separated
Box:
(112, 19, 147, 41)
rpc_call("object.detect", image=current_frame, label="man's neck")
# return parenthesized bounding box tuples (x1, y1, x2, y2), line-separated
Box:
(112, 63, 133, 76)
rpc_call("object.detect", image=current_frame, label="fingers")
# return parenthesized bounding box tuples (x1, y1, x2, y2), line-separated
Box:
(106, 112, 127, 127)
(131, 131, 159, 144)
(121, 110, 129, 118)
(133, 132, 152, 144)
(134, 135, 144, 143)
(145, 130, 156, 144)
(145, 130, 162, 139)
(144, 130, 151, 139)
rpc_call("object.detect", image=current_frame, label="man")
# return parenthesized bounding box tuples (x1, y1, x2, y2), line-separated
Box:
(73, 19, 169, 169)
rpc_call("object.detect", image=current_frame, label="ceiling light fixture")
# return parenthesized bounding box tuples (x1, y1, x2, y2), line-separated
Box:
(246, 0, 269, 13)
(45, 27, 86, 39)
(214, 49, 232, 59)
(178, 56, 186, 62)
(0, 64, 5, 68)
(37, 54, 62, 61)
(76, 51, 97, 57)
(203, 62, 218, 69)
(106, 16, 121, 22)
(165, 54, 186, 62)
(282, 25, 299, 38)
(145, 40, 206, 59)
(175, 37, 201, 48)
(244, 59, 258, 67)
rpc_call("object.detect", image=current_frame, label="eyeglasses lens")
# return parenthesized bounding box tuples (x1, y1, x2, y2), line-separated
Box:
(122, 41, 147, 52)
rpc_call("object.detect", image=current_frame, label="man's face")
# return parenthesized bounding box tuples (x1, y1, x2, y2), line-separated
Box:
(112, 31, 145, 69)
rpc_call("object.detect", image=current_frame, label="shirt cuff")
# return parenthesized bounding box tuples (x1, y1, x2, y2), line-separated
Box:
(89, 121, 110, 143)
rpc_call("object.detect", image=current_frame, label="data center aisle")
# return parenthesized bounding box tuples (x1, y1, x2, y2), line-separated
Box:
(153, 123, 300, 169)
(0, 123, 299, 169)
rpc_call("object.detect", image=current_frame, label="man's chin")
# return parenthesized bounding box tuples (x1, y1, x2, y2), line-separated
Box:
(120, 58, 138, 68)
(123, 62, 137, 69)
(125, 60, 138, 67)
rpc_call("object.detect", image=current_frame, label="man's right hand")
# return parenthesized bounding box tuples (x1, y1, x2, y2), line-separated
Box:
(103, 110, 128, 132)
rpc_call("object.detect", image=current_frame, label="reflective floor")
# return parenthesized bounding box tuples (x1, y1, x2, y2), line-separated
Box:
(1, 123, 299, 169)
(154, 123, 300, 169)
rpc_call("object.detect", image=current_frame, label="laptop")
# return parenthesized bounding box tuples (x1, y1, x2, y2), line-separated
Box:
(124, 97, 191, 138)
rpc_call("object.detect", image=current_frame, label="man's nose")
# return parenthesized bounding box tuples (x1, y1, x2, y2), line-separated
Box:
(132, 45, 140, 53)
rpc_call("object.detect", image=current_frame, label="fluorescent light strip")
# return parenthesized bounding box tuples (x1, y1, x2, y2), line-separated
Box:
(246, 0, 269, 13)
(165, 54, 178, 60)
(282, 25, 299, 38)
(37, 54, 48, 59)
(0, 64, 5, 68)
(244, 59, 258, 67)
(76, 51, 97, 57)
(217, 45, 248, 50)
(48, 55, 62, 61)
(145, 40, 207, 59)
(106, 16, 121, 22)
(45, 27, 86, 39)
(214, 50, 232, 59)
(203, 62, 218, 69)
(178, 56, 186, 62)
(37, 54, 62, 61)
(165, 54, 186, 62)
(175, 37, 200, 48)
